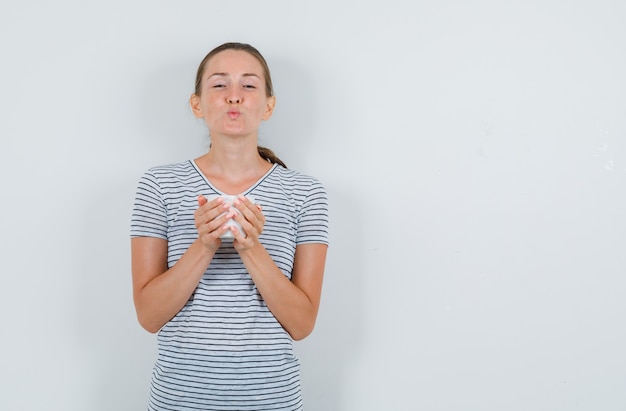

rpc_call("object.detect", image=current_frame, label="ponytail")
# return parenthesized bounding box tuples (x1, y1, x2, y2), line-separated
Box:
(258, 146, 287, 168)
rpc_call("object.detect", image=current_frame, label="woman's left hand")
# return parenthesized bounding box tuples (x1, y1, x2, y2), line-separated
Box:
(229, 196, 265, 250)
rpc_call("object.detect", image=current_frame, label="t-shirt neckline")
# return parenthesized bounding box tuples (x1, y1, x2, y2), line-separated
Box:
(190, 159, 278, 196)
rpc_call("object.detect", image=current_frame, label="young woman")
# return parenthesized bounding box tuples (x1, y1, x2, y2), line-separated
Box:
(130, 42, 329, 410)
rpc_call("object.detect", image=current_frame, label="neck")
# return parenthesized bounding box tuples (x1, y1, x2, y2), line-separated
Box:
(196, 136, 270, 182)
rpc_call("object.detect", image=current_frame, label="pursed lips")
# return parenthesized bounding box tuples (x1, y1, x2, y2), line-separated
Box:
(227, 109, 241, 119)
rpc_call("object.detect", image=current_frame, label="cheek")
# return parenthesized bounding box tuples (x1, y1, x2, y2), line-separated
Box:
(201, 97, 221, 113)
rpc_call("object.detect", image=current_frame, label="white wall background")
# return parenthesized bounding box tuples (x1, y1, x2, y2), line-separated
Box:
(2, 1, 625, 410)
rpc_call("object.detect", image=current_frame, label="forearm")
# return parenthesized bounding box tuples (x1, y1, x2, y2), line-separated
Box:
(238, 244, 319, 340)
(134, 239, 215, 333)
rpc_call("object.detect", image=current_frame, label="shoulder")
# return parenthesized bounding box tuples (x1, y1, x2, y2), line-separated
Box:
(143, 160, 195, 178)
(262, 166, 328, 212)
(269, 166, 326, 190)
(137, 160, 200, 185)
(134, 160, 203, 199)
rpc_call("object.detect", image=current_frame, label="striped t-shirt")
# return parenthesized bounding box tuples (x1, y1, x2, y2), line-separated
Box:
(130, 160, 329, 411)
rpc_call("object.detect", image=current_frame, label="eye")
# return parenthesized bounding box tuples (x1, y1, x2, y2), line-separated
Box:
(243, 84, 256, 89)
(212, 83, 226, 88)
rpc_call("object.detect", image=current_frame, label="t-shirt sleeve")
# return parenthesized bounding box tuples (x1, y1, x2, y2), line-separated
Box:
(130, 170, 168, 240)
(296, 178, 329, 246)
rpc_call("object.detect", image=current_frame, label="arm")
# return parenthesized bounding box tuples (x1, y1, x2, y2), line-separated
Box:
(131, 196, 233, 333)
(229, 197, 328, 340)
(131, 237, 214, 333)
(239, 243, 327, 341)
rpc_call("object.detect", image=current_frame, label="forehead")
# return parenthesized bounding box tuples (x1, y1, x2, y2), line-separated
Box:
(204, 49, 264, 76)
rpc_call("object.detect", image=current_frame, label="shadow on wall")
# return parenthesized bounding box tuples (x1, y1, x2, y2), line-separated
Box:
(295, 187, 365, 410)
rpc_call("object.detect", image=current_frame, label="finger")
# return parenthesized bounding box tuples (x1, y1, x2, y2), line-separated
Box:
(230, 225, 252, 249)
(207, 210, 236, 234)
(234, 196, 264, 223)
(231, 214, 261, 244)
(197, 198, 231, 223)
(234, 195, 257, 211)
(198, 213, 233, 247)
(208, 197, 230, 213)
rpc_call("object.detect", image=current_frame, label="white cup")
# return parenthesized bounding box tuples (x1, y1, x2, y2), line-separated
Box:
(216, 195, 254, 240)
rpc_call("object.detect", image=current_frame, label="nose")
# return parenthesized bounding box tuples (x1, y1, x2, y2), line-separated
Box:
(227, 94, 242, 104)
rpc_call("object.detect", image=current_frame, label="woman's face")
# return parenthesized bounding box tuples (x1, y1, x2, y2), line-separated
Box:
(190, 49, 275, 139)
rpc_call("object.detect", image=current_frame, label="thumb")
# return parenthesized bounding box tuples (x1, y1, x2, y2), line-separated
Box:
(198, 195, 207, 206)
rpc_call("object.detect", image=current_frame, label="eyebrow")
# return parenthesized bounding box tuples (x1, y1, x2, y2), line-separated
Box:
(207, 72, 262, 80)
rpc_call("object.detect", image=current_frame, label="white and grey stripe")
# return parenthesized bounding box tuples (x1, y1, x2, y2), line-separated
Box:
(131, 160, 329, 410)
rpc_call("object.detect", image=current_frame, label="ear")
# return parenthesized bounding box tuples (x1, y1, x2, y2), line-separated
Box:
(262, 95, 276, 121)
(190, 94, 204, 118)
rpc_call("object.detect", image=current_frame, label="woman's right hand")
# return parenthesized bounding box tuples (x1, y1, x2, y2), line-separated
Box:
(194, 195, 233, 251)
